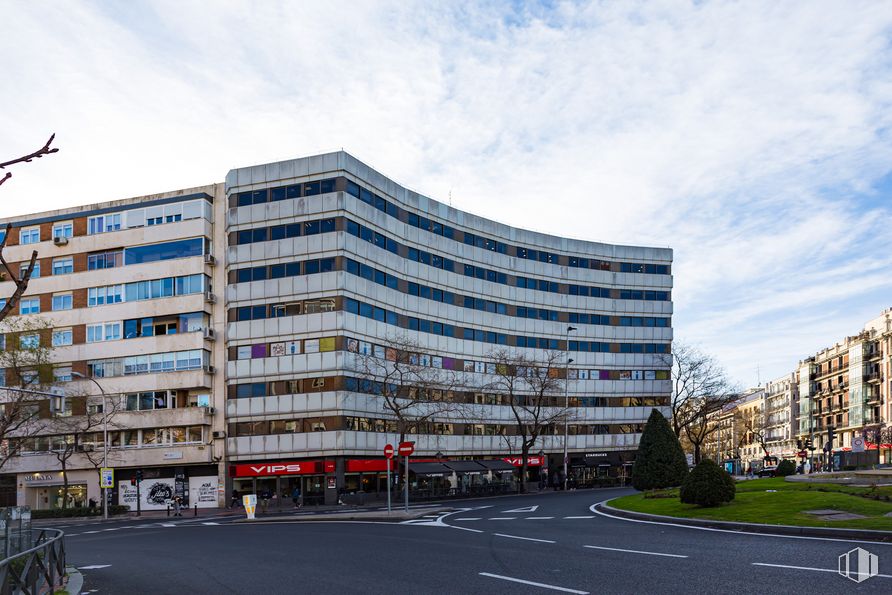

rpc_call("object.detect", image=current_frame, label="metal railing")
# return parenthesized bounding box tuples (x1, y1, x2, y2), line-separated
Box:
(0, 529, 65, 595)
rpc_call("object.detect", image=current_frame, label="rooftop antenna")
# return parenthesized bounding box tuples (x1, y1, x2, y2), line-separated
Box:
(448, 189, 453, 206)
(756, 365, 761, 387)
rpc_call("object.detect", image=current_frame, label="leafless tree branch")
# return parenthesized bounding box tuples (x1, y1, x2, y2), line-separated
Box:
(0, 134, 59, 187)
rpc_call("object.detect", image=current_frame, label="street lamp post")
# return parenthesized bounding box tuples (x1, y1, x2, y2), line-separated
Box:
(72, 372, 108, 520)
(563, 326, 577, 491)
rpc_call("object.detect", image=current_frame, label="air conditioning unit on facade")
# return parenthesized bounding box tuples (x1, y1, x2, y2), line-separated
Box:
(204, 254, 217, 266)
(53, 236, 69, 246)
(212, 430, 226, 439)
(205, 365, 216, 375)
(203, 327, 216, 341)
(206, 406, 217, 415)
(205, 292, 217, 304)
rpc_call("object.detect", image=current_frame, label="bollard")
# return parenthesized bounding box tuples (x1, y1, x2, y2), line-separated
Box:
(194, 504, 198, 517)
(166, 505, 170, 517)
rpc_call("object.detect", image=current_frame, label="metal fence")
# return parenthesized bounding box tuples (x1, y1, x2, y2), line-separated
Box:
(0, 529, 66, 595)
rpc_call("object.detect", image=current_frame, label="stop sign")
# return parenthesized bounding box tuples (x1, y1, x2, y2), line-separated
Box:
(383, 444, 394, 459)
(398, 441, 415, 456)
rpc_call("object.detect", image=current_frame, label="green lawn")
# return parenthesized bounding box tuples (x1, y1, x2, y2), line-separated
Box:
(610, 478, 892, 530)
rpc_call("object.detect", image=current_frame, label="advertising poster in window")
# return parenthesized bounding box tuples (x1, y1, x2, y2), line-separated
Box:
(568, 369, 578, 380)
(644, 370, 656, 380)
(189, 476, 220, 508)
(236, 346, 252, 360)
(579, 369, 589, 380)
(486, 363, 496, 375)
(359, 341, 372, 355)
(305, 339, 320, 353)
(385, 348, 397, 361)
(420, 354, 430, 367)
(431, 356, 442, 369)
(620, 371, 632, 380)
(474, 361, 485, 374)
(347, 339, 359, 353)
(118, 478, 176, 510)
(285, 340, 300, 355)
(374, 345, 385, 359)
(319, 337, 335, 352)
(463, 361, 475, 372)
(631, 370, 643, 380)
(270, 343, 286, 357)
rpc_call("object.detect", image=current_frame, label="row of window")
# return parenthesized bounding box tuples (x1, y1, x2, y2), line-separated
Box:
(15, 427, 204, 454)
(232, 175, 670, 276)
(87, 349, 209, 378)
(230, 213, 670, 302)
(85, 274, 206, 309)
(230, 416, 645, 437)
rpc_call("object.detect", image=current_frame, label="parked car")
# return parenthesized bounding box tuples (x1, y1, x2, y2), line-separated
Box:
(758, 466, 777, 478)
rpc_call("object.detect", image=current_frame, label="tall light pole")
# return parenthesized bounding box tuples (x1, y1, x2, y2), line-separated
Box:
(72, 372, 108, 520)
(563, 326, 577, 491)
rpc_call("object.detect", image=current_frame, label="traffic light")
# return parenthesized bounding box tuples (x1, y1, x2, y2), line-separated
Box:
(130, 476, 137, 486)
(805, 438, 814, 450)
(827, 427, 835, 446)
(136, 470, 144, 482)
(797, 439, 803, 450)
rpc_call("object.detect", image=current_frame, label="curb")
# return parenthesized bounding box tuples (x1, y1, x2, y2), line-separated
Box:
(234, 507, 451, 524)
(65, 566, 84, 595)
(595, 501, 892, 542)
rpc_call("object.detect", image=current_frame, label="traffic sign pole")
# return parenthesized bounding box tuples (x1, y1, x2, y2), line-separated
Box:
(383, 444, 394, 514)
(404, 451, 409, 513)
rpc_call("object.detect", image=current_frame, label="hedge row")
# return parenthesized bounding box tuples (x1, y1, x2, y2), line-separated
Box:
(30, 505, 130, 519)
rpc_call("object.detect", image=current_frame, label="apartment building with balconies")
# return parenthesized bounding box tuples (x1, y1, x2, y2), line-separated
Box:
(0, 185, 227, 510)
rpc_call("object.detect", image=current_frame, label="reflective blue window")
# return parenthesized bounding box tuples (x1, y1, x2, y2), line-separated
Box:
(125, 238, 203, 265)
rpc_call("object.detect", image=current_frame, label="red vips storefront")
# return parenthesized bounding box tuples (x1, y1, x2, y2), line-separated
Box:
(230, 460, 333, 507)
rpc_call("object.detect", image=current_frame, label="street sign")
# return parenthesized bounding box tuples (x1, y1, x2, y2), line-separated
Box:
(100, 468, 114, 489)
(398, 441, 414, 457)
(798, 450, 808, 457)
(384, 444, 394, 459)
(852, 437, 865, 453)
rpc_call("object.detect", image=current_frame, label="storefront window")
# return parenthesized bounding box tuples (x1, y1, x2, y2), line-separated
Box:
(52, 484, 87, 509)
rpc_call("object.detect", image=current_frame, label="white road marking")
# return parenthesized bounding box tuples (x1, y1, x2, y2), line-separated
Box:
(584, 545, 688, 558)
(78, 565, 111, 570)
(502, 505, 539, 513)
(752, 562, 892, 578)
(201, 522, 220, 526)
(479, 572, 589, 594)
(590, 499, 892, 547)
(83, 531, 100, 534)
(489, 517, 516, 520)
(564, 516, 595, 519)
(495, 533, 556, 543)
(66, 534, 78, 537)
(526, 517, 554, 520)
(455, 518, 481, 521)
(161, 524, 176, 527)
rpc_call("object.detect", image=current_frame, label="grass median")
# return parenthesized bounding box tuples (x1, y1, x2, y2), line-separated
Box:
(609, 478, 892, 530)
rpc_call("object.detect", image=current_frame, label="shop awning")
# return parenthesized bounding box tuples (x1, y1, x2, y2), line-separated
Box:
(444, 461, 487, 475)
(409, 462, 453, 477)
(476, 460, 516, 472)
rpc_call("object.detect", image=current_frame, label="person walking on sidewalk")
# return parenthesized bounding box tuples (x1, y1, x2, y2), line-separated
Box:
(292, 486, 302, 509)
(172, 496, 183, 517)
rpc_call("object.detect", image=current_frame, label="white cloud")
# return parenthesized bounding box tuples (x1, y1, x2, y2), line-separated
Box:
(2, 0, 892, 384)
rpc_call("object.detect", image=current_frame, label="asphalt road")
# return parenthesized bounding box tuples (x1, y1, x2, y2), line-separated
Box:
(59, 488, 892, 594)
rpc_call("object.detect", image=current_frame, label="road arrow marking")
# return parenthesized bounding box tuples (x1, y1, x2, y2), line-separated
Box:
(502, 505, 538, 513)
(78, 565, 111, 570)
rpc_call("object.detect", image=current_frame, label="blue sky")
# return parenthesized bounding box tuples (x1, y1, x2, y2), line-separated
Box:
(2, 0, 892, 386)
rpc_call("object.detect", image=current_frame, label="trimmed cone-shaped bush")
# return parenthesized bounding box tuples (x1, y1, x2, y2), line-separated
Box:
(632, 409, 689, 491)
(680, 459, 736, 507)
(775, 459, 796, 477)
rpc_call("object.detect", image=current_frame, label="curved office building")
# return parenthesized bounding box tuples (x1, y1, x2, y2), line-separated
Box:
(224, 151, 673, 502)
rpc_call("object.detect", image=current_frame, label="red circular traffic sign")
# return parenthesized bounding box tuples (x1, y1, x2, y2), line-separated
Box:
(384, 444, 394, 459)
(398, 441, 415, 457)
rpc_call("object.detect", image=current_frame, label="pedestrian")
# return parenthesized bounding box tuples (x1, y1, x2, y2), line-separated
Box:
(88, 498, 97, 509)
(292, 485, 302, 509)
(260, 489, 270, 513)
(173, 496, 183, 517)
(231, 488, 240, 509)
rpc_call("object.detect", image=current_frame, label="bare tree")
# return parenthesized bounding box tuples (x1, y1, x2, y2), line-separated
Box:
(352, 335, 470, 497)
(46, 393, 122, 508)
(0, 134, 59, 324)
(661, 343, 737, 463)
(487, 349, 570, 493)
(0, 317, 57, 470)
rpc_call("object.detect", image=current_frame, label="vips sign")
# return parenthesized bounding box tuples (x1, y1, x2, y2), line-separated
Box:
(231, 462, 322, 477)
(503, 456, 545, 467)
